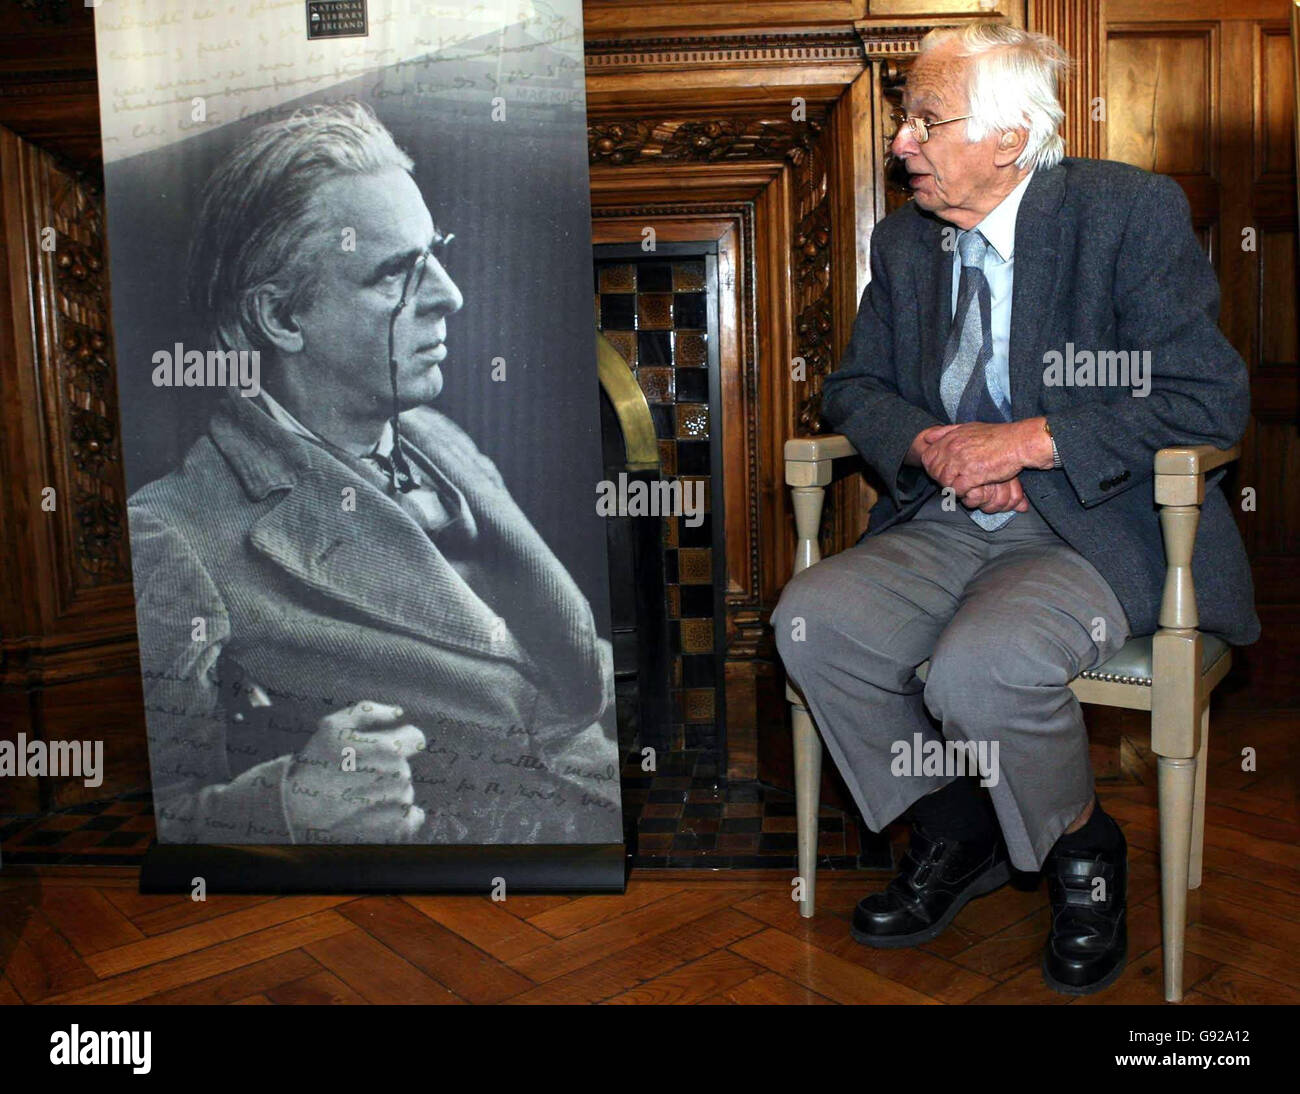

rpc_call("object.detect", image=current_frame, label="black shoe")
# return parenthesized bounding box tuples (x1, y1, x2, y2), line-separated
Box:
(1042, 822, 1128, 995)
(851, 824, 1011, 948)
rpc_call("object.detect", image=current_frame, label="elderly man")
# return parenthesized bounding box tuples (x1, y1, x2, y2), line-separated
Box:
(774, 23, 1257, 994)
(129, 101, 617, 848)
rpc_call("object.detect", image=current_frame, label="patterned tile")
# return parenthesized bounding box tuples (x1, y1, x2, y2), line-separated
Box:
(677, 547, 712, 584)
(603, 330, 636, 367)
(637, 366, 674, 403)
(675, 403, 709, 439)
(683, 688, 715, 723)
(622, 750, 891, 871)
(672, 260, 706, 292)
(679, 619, 714, 653)
(676, 331, 707, 367)
(598, 263, 636, 292)
(0, 791, 154, 866)
(637, 293, 673, 329)
(679, 476, 710, 513)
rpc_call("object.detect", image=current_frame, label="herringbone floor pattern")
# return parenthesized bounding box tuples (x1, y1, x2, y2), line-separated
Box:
(2, 713, 1295, 1005)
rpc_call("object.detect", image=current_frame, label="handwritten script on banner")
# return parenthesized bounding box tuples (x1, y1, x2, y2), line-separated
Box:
(93, 0, 578, 162)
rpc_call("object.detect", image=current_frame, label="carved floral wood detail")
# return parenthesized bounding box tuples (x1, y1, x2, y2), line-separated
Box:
(47, 167, 129, 584)
(589, 116, 823, 167)
(791, 124, 834, 435)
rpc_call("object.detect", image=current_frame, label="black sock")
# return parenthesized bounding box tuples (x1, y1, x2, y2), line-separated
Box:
(1054, 798, 1121, 853)
(908, 776, 997, 843)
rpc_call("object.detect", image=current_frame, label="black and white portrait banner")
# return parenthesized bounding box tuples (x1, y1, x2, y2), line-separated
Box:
(94, 0, 624, 889)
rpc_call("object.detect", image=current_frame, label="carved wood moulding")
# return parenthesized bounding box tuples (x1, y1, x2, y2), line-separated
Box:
(47, 167, 130, 586)
(589, 116, 824, 167)
(0, 128, 136, 692)
(585, 31, 866, 71)
(1028, 0, 1106, 161)
(855, 22, 949, 57)
(791, 122, 835, 436)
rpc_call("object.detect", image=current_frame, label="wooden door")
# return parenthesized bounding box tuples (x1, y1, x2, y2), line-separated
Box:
(1106, 0, 1299, 707)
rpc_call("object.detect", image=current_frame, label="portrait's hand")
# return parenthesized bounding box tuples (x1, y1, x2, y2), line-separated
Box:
(284, 700, 426, 843)
(922, 421, 1036, 495)
(959, 475, 1031, 514)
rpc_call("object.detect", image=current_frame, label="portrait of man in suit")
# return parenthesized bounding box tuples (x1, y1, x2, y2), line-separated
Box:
(128, 101, 619, 848)
(774, 23, 1259, 994)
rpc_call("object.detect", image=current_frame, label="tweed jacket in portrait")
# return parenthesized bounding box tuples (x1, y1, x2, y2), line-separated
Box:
(128, 394, 618, 846)
(822, 157, 1260, 646)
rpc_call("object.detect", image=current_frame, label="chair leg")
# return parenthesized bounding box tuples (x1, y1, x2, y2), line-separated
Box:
(1188, 705, 1210, 891)
(1157, 754, 1196, 1003)
(792, 700, 822, 919)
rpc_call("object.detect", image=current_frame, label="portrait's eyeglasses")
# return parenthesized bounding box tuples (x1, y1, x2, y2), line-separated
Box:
(390, 227, 456, 317)
(382, 226, 455, 495)
(888, 110, 972, 144)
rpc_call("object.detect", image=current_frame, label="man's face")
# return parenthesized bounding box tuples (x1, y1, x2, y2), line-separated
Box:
(291, 166, 463, 416)
(892, 44, 1006, 226)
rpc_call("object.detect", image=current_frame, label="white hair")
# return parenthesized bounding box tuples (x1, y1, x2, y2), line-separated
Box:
(919, 23, 1071, 171)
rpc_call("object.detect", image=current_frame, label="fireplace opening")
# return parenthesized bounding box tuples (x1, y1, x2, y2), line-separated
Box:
(594, 243, 727, 770)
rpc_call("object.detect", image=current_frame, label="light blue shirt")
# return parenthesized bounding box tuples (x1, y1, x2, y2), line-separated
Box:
(951, 169, 1035, 416)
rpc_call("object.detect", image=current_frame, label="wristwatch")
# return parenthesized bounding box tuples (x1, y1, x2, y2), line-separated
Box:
(1044, 418, 1062, 469)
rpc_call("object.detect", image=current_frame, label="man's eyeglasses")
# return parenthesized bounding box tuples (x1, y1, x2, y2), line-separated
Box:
(888, 110, 972, 144)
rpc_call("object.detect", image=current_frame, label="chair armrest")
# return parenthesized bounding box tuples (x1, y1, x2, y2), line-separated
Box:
(784, 433, 858, 575)
(1153, 445, 1239, 631)
(784, 433, 857, 487)
(1154, 445, 1240, 476)
(1154, 445, 1239, 506)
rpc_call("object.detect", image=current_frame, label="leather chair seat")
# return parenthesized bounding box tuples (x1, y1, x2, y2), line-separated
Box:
(915, 633, 1227, 688)
(1082, 633, 1229, 684)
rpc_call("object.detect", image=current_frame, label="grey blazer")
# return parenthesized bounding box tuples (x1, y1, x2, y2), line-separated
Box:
(822, 157, 1259, 647)
(128, 394, 617, 845)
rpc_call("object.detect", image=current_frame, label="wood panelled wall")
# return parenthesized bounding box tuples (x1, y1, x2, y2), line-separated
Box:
(1029, 0, 1106, 159)
(0, 125, 142, 813)
(1103, 0, 1299, 708)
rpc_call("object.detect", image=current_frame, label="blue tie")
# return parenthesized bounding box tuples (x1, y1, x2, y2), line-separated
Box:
(939, 229, 1015, 530)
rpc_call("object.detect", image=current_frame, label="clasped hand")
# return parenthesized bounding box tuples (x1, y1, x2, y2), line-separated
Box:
(908, 421, 1040, 515)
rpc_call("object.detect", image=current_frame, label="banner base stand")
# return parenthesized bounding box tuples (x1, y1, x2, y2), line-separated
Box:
(138, 841, 627, 894)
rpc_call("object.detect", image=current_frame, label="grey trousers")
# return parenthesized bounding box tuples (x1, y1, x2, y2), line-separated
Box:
(773, 490, 1131, 870)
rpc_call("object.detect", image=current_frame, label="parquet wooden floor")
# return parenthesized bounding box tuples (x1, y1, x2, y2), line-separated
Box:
(2, 711, 1295, 1005)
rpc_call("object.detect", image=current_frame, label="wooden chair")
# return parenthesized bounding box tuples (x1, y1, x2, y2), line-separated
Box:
(784, 435, 1238, 1003)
